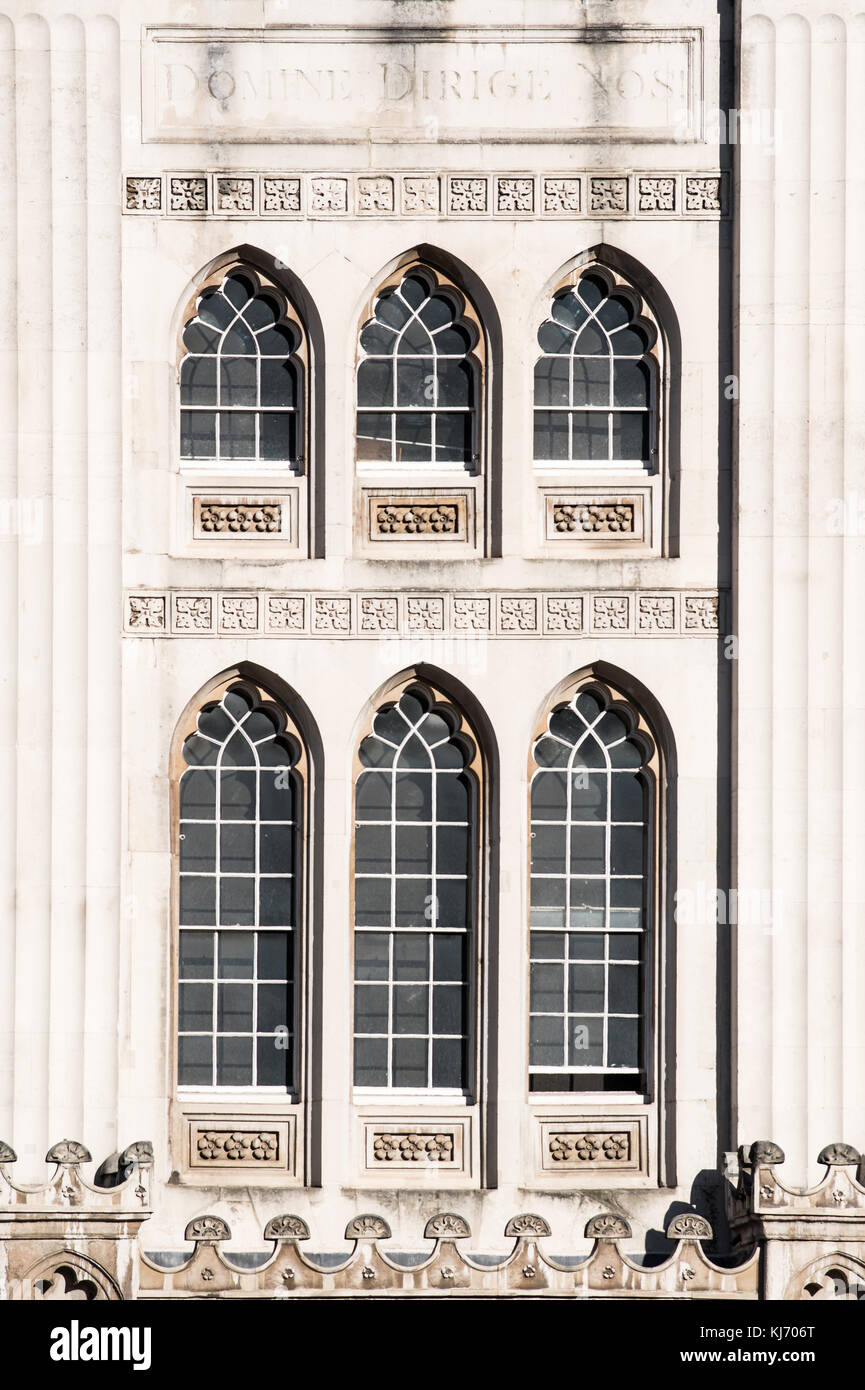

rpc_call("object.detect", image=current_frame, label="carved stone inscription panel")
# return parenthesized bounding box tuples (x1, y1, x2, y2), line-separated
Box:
(143, 26, 701, 144)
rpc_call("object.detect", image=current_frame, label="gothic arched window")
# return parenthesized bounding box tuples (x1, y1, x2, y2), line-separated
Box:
(356, 268, 480, 471)
(176, 679, 305, 1091)
(180, 268, 306, 469)
(533, 269, 658, 469)
(352, 682, 480, 1092)
(528, 681, 658, 1093)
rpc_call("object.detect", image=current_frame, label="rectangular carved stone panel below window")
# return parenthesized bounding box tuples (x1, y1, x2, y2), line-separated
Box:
(544, 493, 646, 543)
(539, 1118, 646, 1176)
(363, 1119, 468, 1176)
(367, 493, 469, 542)
(193, 497, 284, 537)
(187, 1118, 294, 1173)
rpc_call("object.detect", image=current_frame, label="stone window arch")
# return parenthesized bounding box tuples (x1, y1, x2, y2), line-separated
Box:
(178, 263, 308, 472)
(173, 675, 309, 1094)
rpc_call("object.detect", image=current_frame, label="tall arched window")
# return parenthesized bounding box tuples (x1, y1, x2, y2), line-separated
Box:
(533, 268, 658, 470)
(352, 681, 480, 1092)
(175, 679, 305, 1092)
(528, 680, 659, 1093)
(356, 267, 480, 472)
(179, 267, 306, 469)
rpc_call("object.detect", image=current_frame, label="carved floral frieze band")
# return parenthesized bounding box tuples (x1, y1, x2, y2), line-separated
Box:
(124, 172, 727, 221)
(125, 590, 721, 638)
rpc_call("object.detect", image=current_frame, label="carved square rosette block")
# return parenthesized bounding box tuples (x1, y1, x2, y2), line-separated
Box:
(186, 1117, 295, 1177)
(361, 1118, 470, 1180)
(538, 1117, 647, 1178)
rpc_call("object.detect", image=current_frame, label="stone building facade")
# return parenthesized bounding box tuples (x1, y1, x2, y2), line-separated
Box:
(0, 0, 863, 1301)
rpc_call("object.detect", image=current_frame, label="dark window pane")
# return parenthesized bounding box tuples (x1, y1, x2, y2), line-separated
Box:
(222, 319, 256, 354)
(181, 733, 219, 767)
(217, 982, 253, 1031)
(609, 932, 641, 961)
(179, 982, 212, 1032)
(537, 320, 572, 352)
(613, 359, 651, 408)
(552, 292, 587, 332)
(245, 293, 279, 330)
(217, 1035, 253, 1086)
(531, 771, 568, 821)
(571, 771, 608, 821)
(533, 410, 568, 460)
(354, 1037, 387, 1087)
(611, 411, 650, 462)
(572, 356, 610, 406)
(436, 359, 473, 407)
(223, 273, 254, 310)
(256, 324, 296, 355)
(392, 1037, 428, 1087)
(436, 771, 470, 822)
(534, 357, 570, 407)
(220, 356, 256, 407)
(357, 358, 394, 408)
(198, 288, 235, 331)
(355, 984, 389, 1034)
(220, 730, 254, 768)
(260, 357, 297, 407)
(432, 1037, 464, 1088)
(260, 823, 294, 874)
(437, 824, 470, 874)
(356, 770, 392, 820)
(394, 933, 429, 981)
(198, 704, 234, 741)
(570, 824, 607, 874)
(610, 325, 648, 355)
(259, 412, 296, 462)
(259, 772, 294, 822)
(570, 878, 605, 909)
(394, 823, 432, 873)
(376, 291, 411, 330)
(574, 319, 608, 354)
(432, 984, 464, 1035)
(259, 876, 293, 927)
(179, 875, 215, 926)
(608, 965, 640, 1014)
(257, 981, 289, 1032)
(430, 323, 471, 354)
(571, 410, 610, 461)
(355, 933, 390, 981)
(398, 733, 433, 769)
(394, 877, 430, 928)
(530, 1015, 564, 1067)
(219, 876, 255, 926)
(257, 1034, 290, 1087)
(530, 931, 565, 961)
(568, 963, 605, 1013)
(419, 294, 453, 330)
(433, 933, 464, 982)
(611, 772, 645, 821)
(180, 822, 216, 873)
(396, 357, 433, 407)
(530, 876, 566, 909)
(569, 1016, 604, 1066)
(393, 983, 428, 1034)
(219, 411, 256, 459)
(608, 1016, 640, 1069)
(611, 825, 644, 875)
(220, 823, 255, 872)
(180, 409, 216, 459)
(360, 320, 396, 354)
(530, 824, 566, 874)
(610, 877, 643, 908)
(394, 411, 432, 463)
(183, 320, 219, 354)
(435, 412, 473, 464)
(178, 1035, 212, 1087)
(181, 767, 219, 818)
(354, 877, 392, 928)
(180, 930, 214, 979)
(219, 769, 256, 821)
(530, 962, 564, 1013)
(609, 737, 645, 770)
(356, 411, 393, 462)
(355, 824, 392, 874)
(568, 932, 605, 960)
(180, 356, 217, 405)
(258, 932, 291, 980)
(399, 316, 433, 353)
(436, 877, 468, 929)
(598, 295, 631, 332)
(394, 771, 432, 822)
(218, 931, 254, 979)
(577, 275, 606, 310)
